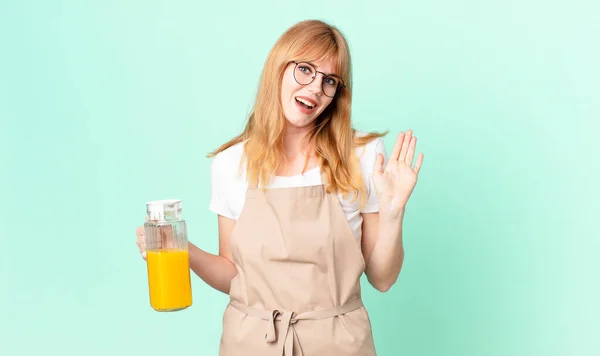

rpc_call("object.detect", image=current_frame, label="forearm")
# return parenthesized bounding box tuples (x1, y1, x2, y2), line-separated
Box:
(188, 241, 237, 294)
(365, 209, 405, 292)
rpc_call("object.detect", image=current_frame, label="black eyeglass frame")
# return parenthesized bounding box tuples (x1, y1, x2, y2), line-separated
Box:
(289, 61, 346, 98)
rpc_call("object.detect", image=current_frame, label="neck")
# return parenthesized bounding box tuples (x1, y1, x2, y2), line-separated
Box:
(282, 123, 314, 159)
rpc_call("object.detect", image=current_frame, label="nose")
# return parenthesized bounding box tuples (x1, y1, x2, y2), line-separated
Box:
(307, 73, 323, 96)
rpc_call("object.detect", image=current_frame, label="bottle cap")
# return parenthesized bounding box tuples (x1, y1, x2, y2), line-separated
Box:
(146, 199, 182, 221)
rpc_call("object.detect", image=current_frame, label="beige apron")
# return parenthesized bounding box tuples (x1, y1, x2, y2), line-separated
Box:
(219, 171, 377, 356)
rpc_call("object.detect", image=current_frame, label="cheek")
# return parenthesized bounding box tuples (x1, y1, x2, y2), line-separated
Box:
(281, 72, 300, 98)
(318, 99, 334, 114)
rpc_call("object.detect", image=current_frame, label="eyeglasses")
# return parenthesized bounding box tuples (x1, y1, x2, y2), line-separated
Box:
(290, 61, 346, 98)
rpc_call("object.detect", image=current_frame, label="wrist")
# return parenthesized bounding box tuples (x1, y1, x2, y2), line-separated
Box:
(379, 206, 405, 222)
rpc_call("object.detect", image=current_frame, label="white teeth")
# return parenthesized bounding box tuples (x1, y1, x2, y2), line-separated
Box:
(295, 97, 315, 108)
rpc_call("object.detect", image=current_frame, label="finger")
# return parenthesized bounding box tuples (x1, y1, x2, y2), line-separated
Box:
(142, 251, 147, 260)
(389, 132, 405, 161)
(414, 153, 424, 174)
(399, 129, 412, 162)
(136, 226, 144, 237)
(138, 235, 146, 251)
(405, 136, 416, 166)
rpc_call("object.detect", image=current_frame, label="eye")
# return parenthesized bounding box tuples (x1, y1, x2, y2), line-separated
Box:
(299, 65, 313, 74)
(324, 77, 338, 86)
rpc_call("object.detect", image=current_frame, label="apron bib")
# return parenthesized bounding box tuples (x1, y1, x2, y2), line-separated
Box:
(219, 172, 377, 355)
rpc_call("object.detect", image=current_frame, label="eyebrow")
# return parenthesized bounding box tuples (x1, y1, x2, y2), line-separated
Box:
(304, 60, 341, 78)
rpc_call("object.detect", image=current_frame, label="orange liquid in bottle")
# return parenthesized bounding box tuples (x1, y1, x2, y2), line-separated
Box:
(146, 249, 192, 311)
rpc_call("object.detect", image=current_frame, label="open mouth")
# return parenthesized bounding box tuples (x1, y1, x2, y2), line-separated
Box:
(295, 97, 317, 114)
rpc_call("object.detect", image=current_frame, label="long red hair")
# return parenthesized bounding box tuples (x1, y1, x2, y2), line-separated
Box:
(208, 20, 386, 205)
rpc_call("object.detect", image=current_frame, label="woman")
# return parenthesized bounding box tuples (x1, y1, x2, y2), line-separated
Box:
(136, 19, 423, 355)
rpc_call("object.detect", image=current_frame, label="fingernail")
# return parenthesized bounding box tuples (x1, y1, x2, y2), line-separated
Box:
(142, 251, 146, 259)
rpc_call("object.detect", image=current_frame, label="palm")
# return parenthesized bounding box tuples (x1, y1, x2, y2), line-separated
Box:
(372, 130, 424, 217)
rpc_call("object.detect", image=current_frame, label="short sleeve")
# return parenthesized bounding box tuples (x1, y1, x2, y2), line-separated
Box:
(361, 137, 387, 213)
(208, 154, 235, 219)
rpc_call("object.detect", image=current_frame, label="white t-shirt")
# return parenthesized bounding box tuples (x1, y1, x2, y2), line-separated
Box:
(209, 131, 387, 241)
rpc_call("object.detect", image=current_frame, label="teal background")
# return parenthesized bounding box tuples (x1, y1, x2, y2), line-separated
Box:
(1, 1, 598, 355)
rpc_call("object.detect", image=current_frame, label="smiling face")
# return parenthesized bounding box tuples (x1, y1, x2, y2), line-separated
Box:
(280, 59, 340, 131)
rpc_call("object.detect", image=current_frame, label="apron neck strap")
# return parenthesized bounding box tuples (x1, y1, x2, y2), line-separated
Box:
(246, 167, 328, 189)
(320, 169, 328, 186)
(248, 176, 258, 189)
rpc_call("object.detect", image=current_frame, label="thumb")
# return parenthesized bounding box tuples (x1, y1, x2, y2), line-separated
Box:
(373, 153, 384, 177)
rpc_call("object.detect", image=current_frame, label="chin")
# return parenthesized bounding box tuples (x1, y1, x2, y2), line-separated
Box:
(283, 112, 317, 128)
(285, 116, 316, 129)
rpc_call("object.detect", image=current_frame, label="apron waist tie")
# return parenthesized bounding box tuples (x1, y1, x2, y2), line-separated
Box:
(229, 298, 364, 356)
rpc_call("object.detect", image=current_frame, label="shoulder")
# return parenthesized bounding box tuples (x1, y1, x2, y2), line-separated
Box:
(210, 141, 246, 178)
(208, 141, 247, 219)
(209, 141, 248, 200)
(354, 130, 387, 169)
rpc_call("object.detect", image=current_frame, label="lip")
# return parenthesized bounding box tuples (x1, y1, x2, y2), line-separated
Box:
(295, 96, 318, 107)
(295, 98, 317, 115)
